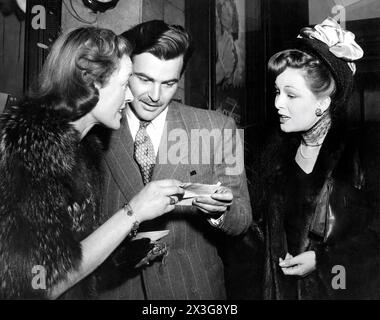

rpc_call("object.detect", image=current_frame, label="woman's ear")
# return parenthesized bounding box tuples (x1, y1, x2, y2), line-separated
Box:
(318, 96, 331, 113)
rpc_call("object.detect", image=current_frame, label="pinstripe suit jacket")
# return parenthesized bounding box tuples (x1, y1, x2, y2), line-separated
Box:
(98, 102, 252, 300)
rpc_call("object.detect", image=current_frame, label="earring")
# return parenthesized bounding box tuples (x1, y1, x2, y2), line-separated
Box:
(315, 108, 323, 116)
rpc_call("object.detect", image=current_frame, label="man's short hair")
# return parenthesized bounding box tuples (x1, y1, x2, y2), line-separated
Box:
(120, 20, 193, 74)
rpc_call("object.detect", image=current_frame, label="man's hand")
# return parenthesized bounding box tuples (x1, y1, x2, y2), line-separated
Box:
(279, 251, 316, 277)
(192, 186, 233, 216)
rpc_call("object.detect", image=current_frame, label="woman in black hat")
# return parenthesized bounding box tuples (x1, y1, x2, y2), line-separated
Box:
(261, 18, 380, 299)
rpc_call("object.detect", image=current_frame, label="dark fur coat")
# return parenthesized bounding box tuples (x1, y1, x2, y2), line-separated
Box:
(262, 123, 380, 300)
(0, 101, 104, 299)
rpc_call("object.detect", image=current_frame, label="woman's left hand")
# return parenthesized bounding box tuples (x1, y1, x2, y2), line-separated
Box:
(279, 251, 316, 277)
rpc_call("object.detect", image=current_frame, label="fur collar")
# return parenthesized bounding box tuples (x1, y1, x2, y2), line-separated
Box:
(0, 101, 80, 181)
(262, 123, 350, 189)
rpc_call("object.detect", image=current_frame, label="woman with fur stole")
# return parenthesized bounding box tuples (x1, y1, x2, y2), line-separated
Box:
(0, 27, 183, 299)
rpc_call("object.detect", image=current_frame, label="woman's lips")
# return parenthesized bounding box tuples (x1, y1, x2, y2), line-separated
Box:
(279, 115, 290, 124)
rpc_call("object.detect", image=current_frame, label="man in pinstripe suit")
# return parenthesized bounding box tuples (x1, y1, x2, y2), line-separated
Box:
(98, 20, 252, 300)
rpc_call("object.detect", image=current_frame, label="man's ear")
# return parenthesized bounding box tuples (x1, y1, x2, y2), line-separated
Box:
(319, 96, 331, 113)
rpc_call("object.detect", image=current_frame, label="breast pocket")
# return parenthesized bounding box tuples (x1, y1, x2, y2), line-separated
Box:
(184, 164, 214, 185)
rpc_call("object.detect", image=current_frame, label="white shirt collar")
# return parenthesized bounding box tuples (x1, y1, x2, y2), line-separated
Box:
(125, 104, 169, 155)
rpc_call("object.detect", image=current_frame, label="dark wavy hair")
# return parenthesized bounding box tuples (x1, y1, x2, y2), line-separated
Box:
(121, 20, 193, 75)
(30, 27, 132, 121)
(268, 49, 336, 99)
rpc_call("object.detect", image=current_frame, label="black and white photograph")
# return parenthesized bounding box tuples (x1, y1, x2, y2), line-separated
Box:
(1, 0, 380, 309)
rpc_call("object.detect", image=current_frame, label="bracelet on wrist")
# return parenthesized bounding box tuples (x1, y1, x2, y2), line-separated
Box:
(122, 202, 140, 238)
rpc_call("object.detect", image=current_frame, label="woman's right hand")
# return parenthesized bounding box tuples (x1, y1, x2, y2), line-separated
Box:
(129, 179, 185, 223)
(279, 251, 316, 277)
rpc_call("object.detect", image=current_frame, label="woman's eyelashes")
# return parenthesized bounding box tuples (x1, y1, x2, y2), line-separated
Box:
(274, 87, 297, 99)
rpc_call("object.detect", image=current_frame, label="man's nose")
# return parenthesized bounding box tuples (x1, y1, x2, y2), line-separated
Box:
(148, 83, 161, 103)
(125, 86, 134, 103)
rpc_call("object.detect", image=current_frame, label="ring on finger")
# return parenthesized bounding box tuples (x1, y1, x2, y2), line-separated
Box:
(169, 196, 176, 205)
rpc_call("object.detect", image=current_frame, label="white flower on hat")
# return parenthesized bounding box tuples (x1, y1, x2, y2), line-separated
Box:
(297, 17, 364, 74)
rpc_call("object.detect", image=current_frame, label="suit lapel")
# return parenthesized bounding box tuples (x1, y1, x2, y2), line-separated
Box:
(104, 116, 144, 200)
(105, 104, 190, 198)
(152, 103, 189, 182)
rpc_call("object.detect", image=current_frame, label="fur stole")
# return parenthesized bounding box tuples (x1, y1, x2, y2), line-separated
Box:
(262, 123, 380, 299)
(0, 101, 103, 299)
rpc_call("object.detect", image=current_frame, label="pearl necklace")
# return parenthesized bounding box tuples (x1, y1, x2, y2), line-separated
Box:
(295, 143, 322, 174)
(299, 142, 321, 159)
(296, 112, 332, 174)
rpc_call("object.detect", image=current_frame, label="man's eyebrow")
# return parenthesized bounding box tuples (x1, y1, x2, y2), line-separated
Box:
(134, 72, 154, 81)
(162, 78, 179, 84)
(134, 72, 179, 84)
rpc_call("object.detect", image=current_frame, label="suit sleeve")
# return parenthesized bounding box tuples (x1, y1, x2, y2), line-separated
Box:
(213, 116, 252, 236)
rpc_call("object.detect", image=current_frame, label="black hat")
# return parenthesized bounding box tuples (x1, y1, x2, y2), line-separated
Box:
(293, 37, 354, 106)
(292, 18, 363, 107)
